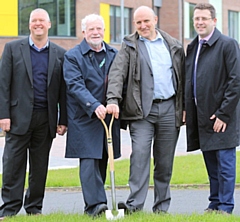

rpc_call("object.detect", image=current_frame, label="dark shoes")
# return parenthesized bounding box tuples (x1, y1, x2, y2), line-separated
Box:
(85, 203, 108, 217)
(153, 209, 168, 214)
(117, 201, 139, 214)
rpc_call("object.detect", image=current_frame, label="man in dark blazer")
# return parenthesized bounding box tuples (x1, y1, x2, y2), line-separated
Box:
(63, 14, 120, 217)
(0, 8, 67, 219)
(185, 3, 240, 214)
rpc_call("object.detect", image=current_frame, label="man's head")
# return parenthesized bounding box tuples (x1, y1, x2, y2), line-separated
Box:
(193, 3, 217, 39)
(29, 8, 51, 40)
(133, 6, 158, 41)
(82, 14, 105, 51)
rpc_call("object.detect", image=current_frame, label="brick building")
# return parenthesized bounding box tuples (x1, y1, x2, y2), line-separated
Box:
(0, 0, 240, 55)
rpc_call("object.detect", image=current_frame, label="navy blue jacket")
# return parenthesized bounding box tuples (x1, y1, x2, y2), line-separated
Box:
(63, 39, 120, 159)
(185, 28, 240, 152)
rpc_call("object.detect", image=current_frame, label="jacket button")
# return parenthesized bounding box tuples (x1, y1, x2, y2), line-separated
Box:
(86, 102, 91, 107)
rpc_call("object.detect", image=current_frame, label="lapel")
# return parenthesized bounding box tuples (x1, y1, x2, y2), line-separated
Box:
(137, 39, 152, 70)
(104, 48, 114, 75)
(48, 42, 56, 86)
(20, 38, 33, 85)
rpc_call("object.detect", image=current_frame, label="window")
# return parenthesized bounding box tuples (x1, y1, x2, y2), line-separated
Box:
(110, 6, 132, 43)
(189, 3, 196, 39)
(228, 10, 239, 42)
(18, 0, 76, 37)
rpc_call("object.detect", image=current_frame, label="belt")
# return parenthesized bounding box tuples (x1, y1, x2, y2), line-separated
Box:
(153, 96, 174, 103)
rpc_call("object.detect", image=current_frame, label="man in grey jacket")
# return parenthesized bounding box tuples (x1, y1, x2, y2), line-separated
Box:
(106, 6, 185, 213)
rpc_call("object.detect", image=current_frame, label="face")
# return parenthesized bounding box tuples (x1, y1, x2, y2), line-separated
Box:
(29, 10, 51, 40)
(134, 7, 158, 40)
(82, 19, 104, 51)
(193, 9, 217, 38)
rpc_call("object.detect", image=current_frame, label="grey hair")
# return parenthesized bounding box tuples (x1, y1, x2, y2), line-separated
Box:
(29, 8, 50, 23)
(81, 14, 105, 32)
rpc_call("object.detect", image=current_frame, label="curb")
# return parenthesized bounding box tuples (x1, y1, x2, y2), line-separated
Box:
(45, 184, 240, 192)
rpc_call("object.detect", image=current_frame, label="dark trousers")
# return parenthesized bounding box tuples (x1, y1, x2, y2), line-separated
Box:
(79, 147, 108, 214)
(0, 111, 52, 216)
(203, 148, 236, 213)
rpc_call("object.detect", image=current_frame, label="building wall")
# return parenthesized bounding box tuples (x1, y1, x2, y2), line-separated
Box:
(0, 0, 151, 54)
(0, 0, 240, 56)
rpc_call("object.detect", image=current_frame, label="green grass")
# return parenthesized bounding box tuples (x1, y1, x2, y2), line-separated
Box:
(2, 211, 240, 222)
(47, 151, 240, 187)
(0, 152, 239, 188)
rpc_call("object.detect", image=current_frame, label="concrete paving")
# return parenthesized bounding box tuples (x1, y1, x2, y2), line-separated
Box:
(0, 126, 240, 216)
(1, 188, 240, 215)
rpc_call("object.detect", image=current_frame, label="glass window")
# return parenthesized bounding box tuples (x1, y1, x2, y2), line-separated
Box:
(110, 6, 132, 43)
(189, 3, 196, 39)
(228, 10, 239, 42)
(18, 0, 76, 37)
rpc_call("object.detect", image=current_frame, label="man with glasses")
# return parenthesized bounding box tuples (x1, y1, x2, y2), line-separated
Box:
(185, 3, 240, 214)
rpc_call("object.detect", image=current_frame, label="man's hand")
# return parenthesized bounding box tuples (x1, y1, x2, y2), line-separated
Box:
(95, 104, 107, 120)
(106, 104, 119, 119)
(210, 114, 227, 133)
(0, 119, 11, 132)
(57, 125, 67, 135)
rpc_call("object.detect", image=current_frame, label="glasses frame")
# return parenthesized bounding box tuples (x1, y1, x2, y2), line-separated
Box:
(192, 17, 213, 22)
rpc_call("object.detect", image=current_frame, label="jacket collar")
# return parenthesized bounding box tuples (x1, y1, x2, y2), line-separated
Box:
(124, 28, 182, 51)
(80, 38, 115, 55)
(188, 28, 221, 50)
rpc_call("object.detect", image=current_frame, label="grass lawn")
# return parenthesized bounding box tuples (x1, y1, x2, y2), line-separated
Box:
(43, 151, 240, 188)
(2, 211, 240, 222)
(0, 152, 240, 221)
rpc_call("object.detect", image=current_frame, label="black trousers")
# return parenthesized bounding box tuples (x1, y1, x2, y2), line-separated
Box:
(0, 111, 53, 216)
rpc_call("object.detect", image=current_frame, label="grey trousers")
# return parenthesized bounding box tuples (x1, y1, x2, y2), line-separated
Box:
(126, 98, 179, 212)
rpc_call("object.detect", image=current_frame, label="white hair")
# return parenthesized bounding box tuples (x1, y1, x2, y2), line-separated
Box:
(81, 14, 105, 31)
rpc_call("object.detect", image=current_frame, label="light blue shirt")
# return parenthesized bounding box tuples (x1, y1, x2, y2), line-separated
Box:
(29, 37, 49, 52)
(140, 31, 175, 99)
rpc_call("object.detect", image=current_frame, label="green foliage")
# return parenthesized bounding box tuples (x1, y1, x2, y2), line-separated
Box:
(2, 211, 240, 222)
(0, 152, 239, 188)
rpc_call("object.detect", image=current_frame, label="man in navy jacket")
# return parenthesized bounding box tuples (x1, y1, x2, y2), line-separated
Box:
(63, 14, 120, 217)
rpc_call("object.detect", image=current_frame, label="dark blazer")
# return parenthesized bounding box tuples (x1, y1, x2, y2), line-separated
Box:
(0, 37, 67, 138)
(63, 39, 120, 159)
(185, 28, 240, 152)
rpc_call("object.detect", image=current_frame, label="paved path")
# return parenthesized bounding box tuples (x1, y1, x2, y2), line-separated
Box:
(1, 188, 239, 215)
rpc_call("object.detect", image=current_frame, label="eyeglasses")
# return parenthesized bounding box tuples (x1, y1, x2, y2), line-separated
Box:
(193, 17, 213, 22)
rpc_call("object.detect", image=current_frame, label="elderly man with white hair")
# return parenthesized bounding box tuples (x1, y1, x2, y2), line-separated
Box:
(63, 14, 120, 217)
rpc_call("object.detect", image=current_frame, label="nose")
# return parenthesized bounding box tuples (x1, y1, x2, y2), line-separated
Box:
(140, 22, 146, 29)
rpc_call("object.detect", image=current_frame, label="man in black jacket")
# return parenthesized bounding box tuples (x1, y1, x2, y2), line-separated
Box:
(0, 8, 67, 219)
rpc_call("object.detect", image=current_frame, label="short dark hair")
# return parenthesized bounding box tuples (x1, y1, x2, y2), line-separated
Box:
(194, 3, 216, 19)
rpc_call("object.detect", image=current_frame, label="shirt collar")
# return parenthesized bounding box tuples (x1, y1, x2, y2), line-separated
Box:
(198, 27, 215, 42)
(139, 30, 163, 42)
(29, 36, 49, 52)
